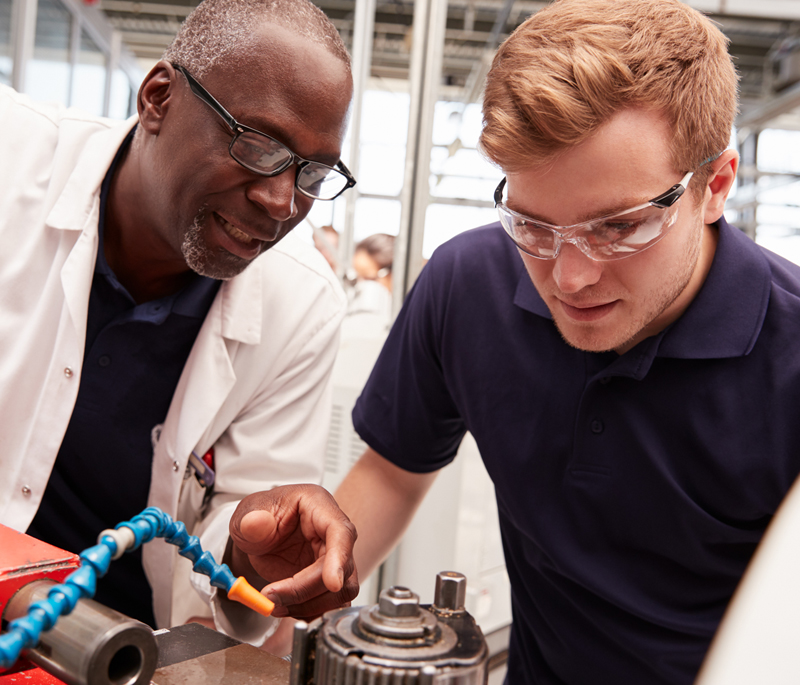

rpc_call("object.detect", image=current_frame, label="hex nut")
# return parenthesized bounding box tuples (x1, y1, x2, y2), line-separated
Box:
(378, 586, 420, 618)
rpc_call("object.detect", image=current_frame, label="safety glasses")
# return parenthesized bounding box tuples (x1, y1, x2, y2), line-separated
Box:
(494, 172, 694, 261)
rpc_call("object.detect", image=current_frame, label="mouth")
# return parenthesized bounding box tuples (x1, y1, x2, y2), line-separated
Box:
(558, 299, 618, 322)
(217, 214, 256, 245)
(211, 212, 266, 261)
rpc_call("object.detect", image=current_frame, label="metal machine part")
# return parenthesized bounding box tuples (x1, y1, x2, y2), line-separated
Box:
(291, 571, 488, 684)
(3, 581, 157, 685)
(151, 624, 289, 685)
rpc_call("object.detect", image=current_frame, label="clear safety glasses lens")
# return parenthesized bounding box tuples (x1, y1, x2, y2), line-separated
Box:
(497, 201, 682, 261)
(230, 132, 350, 200)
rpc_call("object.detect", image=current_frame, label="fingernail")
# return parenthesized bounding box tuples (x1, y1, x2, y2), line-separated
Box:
(338, 568, 344, 588)
(271, 606, 289, 617)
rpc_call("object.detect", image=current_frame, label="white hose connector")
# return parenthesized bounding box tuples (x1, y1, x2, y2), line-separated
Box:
(97, 527, 136, 560)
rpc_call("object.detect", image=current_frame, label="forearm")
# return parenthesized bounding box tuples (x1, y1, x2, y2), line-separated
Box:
(334, 448, 438, 579)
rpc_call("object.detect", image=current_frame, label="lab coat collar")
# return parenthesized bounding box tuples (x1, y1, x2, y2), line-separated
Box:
(46, 114, 138, 235)
(217, 262, 264, 345)
(44, 112, 264, 346)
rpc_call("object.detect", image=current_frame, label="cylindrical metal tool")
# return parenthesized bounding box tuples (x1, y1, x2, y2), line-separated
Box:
(4, 580, 158, 685)
(291, 571, 488, 684)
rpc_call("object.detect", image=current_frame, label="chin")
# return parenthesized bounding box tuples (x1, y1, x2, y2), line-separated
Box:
(183, 244, 256, 280)
(554, 320, 627, 353)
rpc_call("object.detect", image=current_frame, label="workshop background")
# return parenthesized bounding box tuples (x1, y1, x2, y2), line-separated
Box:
(3, 0, 800, 681)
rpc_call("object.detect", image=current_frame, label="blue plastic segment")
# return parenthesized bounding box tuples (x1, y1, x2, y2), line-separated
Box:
(209, 563, 236, 591)
(191, 550, 216, 576)
(177, 536, 203, 564)
(80, 544, 112, 576)
(164, 521, 189, 547)
(99, 534, 119, 558)
(66, 565, 97, 598)
(28, 600, 60, 631)
(50, 583, 83, 610)
(0, 506, 234, 669)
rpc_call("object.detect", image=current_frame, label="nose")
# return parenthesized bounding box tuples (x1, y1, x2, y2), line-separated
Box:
(245, 168, 298, 225)
(551, 242, 603, 294)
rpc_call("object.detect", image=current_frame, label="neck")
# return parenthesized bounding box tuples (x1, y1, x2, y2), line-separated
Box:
(614, 221, 719, 355)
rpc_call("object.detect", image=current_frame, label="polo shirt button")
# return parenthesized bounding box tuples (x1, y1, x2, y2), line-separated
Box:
(591, 420, 604, 434)
(98, 355, 111, 367)
(172, 461, 180, 472)
(64, 367, 73, 378)
(21, 485, 31, 496)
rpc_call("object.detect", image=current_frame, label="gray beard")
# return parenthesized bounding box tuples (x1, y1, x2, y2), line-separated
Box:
(181, 209, 253, 280)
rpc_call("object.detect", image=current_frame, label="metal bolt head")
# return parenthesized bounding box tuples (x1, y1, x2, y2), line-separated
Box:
(433, 571, 467, 612)
(378, 586, 420, 618)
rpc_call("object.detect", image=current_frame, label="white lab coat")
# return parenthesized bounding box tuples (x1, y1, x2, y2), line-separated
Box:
(0, 85, 346, 637)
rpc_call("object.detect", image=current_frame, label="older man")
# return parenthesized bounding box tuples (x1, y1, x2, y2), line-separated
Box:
(336, 0, 800, 682)
(0, 0, 357, 646)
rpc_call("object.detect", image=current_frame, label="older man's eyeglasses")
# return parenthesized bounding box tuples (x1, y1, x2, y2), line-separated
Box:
(173, 64, 356, 201)
(494, 172, 694, 261)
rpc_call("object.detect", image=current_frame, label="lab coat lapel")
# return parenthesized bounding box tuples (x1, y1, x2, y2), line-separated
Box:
(145, 262, 264, 628)
(47, 117, 137, 350)
(156, 259, 265, 475)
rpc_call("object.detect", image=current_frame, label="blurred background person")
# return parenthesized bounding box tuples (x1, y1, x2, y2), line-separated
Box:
(345, 234, 395, 326)
(351, 233, 394, 294)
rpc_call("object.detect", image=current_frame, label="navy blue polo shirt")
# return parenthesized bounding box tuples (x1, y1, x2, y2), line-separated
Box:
(28, 133, 220, 627)
(352, 218, 800, 684)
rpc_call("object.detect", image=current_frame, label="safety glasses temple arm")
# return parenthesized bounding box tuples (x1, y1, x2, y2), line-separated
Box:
(494, 177, 507, 205)
(649, 171, 694, 208)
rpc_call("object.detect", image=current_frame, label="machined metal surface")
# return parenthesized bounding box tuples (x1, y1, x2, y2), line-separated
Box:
(4, 581, 157, 685)
(296, 571, 488, 685)
(151, 642, 289, 685)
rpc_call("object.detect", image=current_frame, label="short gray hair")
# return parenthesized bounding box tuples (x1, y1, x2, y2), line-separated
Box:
(162, 0, 350, 78)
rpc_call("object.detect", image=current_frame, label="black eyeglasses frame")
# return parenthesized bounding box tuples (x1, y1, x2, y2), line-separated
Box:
(172, 63, 356, 201)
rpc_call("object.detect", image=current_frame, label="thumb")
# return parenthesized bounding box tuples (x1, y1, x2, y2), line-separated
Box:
(230, 509, 278, 555)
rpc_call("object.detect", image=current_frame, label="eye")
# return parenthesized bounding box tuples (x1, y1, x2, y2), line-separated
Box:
(516, 220, 558, 249)
(596, 220, 644, 239)
(237, 140, 267, 163)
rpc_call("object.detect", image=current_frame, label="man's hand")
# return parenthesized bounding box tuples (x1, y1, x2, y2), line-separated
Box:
(227, 484, 358, 619)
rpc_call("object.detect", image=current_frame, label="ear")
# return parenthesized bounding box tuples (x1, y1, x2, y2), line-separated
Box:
(702, 149, 739, 225)
(137, 60, 179, 135)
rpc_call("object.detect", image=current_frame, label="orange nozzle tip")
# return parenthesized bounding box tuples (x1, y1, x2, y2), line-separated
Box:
(228, 577, 275, 617)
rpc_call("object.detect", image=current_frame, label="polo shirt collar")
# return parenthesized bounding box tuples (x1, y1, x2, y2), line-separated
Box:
(513, 217, 772, 362)
(658, 217, 770, 359)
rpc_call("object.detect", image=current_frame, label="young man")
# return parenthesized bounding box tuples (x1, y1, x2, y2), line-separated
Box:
(0, 0, 358, 645)
(335, 0, 800, 682)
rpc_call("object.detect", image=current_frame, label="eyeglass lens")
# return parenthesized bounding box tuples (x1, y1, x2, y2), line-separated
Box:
(231, 131, 346, 200)
(499, 202, 680, 260)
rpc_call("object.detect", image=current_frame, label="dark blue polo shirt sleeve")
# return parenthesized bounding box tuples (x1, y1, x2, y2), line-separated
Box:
(352, 245, 467, 473)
